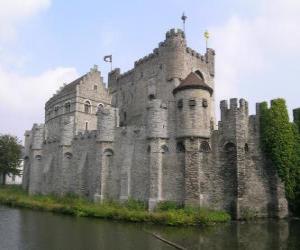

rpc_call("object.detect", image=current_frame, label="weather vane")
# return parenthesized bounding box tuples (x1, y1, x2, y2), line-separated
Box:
(181, 12, 187, 33)
(204, 30, 210, 50)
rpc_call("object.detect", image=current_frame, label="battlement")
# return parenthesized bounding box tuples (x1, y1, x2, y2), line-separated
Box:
(220, 98, 249, 121)
(165, 28, 185, 40)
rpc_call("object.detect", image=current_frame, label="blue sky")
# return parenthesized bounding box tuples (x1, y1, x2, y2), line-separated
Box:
(0, 0, 299, 140)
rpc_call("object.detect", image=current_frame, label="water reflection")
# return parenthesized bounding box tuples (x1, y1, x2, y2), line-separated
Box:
(0, 206, 299, 250)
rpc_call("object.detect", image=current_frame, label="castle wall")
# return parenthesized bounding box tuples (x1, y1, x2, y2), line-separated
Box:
(23, 28, 289, 219)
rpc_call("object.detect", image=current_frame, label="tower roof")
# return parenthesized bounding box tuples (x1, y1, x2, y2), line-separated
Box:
(172, 72, 213, 95)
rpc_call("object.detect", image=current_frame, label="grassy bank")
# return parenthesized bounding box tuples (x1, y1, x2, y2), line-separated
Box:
(0, 185, 230, 226)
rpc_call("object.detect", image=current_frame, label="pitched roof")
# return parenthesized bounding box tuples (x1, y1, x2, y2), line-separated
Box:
(172, 72, 213, 95)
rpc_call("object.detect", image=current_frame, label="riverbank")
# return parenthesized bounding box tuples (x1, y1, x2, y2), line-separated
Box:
(0, 185, 230, 226)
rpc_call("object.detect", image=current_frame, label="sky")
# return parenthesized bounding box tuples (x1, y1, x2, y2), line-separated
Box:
(0, 0, 299, 141)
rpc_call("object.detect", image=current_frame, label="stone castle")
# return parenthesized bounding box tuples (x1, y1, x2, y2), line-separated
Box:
(22, 28, 288, 219)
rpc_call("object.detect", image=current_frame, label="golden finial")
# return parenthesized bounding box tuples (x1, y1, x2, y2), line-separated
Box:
(204, 30, 210, 49)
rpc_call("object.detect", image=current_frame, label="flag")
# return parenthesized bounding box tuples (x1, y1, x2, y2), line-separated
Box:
(103, 55, 112, 63)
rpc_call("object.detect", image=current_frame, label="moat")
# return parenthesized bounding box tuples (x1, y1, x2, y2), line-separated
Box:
(0, 205, 299, 250)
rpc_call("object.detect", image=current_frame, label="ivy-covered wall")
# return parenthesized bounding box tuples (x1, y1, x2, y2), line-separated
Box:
(260, 99, 300, 215)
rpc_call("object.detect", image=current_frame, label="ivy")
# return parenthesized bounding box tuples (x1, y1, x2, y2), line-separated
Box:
(260, 99, 300, 214)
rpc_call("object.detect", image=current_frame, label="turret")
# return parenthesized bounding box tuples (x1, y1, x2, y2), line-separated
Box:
(28, 124, 45, 195)
(146, 99, 168, 139)
(173, 72, 214, 139)
(205, 48, 215, 77)
(108, 68, 120, 94)
(97, 105, 119, 142)
(162, 28, 186, 81)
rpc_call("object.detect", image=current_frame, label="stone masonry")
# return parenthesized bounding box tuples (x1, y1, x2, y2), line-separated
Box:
(22, 28, 290, 219)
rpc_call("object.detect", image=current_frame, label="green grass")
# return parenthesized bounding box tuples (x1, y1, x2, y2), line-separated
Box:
(0, 185, 230, 226)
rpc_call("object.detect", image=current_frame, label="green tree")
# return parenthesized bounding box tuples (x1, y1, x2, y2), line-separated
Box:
(0, 135, 22, 185)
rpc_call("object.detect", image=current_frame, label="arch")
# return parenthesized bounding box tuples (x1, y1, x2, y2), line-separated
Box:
(64, 101, 71, 113)
(97, 103, 104, 110)
(161, 145, 169, 154)
(148, 94, 155, 100)
(35, 155, 42, 160)
(64, 152, 73, 159)
(200, 141, 211, 152)
(194, 70, 204, 80)
(224, 142, 236, 153)
(177, 99, 183, 109)
(84, 100, 91, 113)
(103, 148, 114, 157)
(54, 105, 59, 115)
(176, 141, 185, 153)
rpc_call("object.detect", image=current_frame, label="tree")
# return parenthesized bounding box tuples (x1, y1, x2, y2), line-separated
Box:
(0, 134, 22, 185)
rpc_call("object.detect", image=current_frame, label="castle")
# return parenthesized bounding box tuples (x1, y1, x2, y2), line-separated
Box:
(22, 28, 289, 219)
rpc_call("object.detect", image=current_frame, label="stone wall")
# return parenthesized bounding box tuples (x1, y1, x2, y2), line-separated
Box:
(22, 28, 289, 219)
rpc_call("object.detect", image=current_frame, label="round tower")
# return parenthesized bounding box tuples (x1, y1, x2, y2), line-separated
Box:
(162, 28, 186, 81)
(173, 72, 214, 139)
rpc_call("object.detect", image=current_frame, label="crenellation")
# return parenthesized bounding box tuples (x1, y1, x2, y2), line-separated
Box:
(23, 28, 288, 218)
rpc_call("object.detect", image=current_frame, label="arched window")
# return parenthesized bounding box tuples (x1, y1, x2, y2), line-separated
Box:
(64, 152, 73, 159)
(64, 102, 71, 113)
(177, 99, 183, 109)
(84, 100, 91, 113)
(176, 142, 185, 153)
(161, 145, 169, 154)
(148, 94, 155, 100)
(194, 70, 204, 80)
(35, 155, 42, 160)
(104, 148, 114, 157)
(224, 142, 236, 153)
(54, 106, 59, 115)
(200, 141, 211, 152)
(97, 103, 104, 110)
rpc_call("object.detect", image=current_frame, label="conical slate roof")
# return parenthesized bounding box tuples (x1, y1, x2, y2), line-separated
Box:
(172, 72, 213, 95)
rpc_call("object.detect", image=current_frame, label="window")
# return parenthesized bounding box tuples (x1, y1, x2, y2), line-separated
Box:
(177, 99, 183, 109)
(148, 94, 155, 100)
(200, 141, 211, 152)
(84, 100, 91, 113)
(65, 102, 71, 113)
(54, 106, 59, 115)
(161, 145, 169, 154)
(124, 111, 127, 121)
(176, 142, 185, 153)
(94, 85, 98, 90)
(85, 121, 89, 131)
(97, 103, 104, 110)
(65, 152, 73, 159)
(245, 143, 249, 153)
(194, 70, 204, 80)
(203, 99, 208, 108)
(189, 99, 196, 107)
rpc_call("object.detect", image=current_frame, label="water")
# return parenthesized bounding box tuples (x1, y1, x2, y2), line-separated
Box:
(0, 205, 299, 250)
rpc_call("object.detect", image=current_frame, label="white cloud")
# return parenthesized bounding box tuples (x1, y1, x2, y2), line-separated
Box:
(0, 67, 78, 111)
(0, 0, 51, 42)
(0, 0, 79, 139)
(210, 0, 300, 115)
